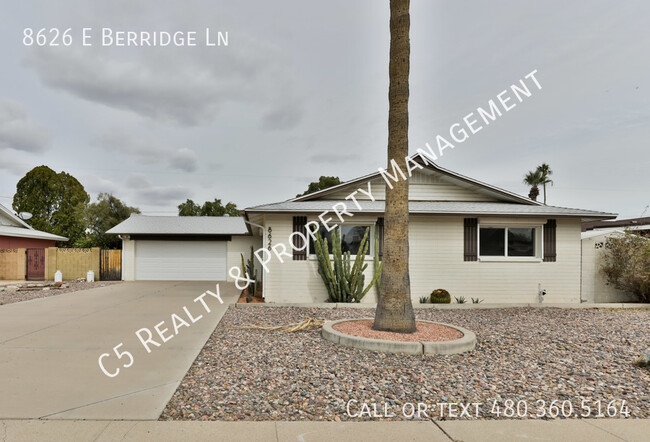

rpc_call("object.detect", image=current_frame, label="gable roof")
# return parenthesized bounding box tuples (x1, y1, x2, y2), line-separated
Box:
(0, 203, 68, 242)
(245, 153, 616, 222)
(292, 153, 539, 205)
(106, 214, 250, 235)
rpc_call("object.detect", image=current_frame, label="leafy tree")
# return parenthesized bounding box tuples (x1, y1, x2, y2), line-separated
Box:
(523, 169, 542, 201)
(13, 166, 89, 245)
(373, 0, 416, 333)
(601, 231, 650, 302)
(178, 198, 240, 216)
(79, 193, 140, 249)
(178, 199, 202, 216)
(297, 176, 342, 197)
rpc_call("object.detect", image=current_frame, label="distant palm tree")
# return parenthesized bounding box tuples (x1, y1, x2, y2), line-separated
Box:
(523, 169, 542, 201)
(536, 163, 553, 204)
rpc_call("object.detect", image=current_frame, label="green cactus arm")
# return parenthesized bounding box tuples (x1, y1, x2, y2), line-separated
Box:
(359, 261, 382, 299)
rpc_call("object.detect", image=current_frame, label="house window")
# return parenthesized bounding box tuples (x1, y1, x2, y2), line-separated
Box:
(508, 228, 535, 256)
(479, 226, 537, 258)
(309, 225, 372, 256)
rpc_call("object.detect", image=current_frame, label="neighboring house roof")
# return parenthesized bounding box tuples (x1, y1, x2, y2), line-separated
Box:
(582, 216, 650, 232)
(0, 225, 69, 241)
(245, 200, 615, 221)
(0, 203, 68, 241)
(581, 228, 625, 240)
(292, 153, 540, 205)
(106, 214, 250, 235)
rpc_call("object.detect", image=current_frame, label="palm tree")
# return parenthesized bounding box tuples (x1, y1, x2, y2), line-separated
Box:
(536, 163, 553, 205)
(523, 169, 542, 201)
(373, 0, 416, 333)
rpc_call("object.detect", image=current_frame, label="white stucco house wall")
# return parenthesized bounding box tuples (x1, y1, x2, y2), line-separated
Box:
(244, 154, 616, 304)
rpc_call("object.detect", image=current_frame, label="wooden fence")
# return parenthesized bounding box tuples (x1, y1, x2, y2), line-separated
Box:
(100, 249, 122, 281)
(0, 247, 121, 281)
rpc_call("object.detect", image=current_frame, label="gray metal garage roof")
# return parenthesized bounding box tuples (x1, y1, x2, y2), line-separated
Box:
(245, 200, 616, 221)
(106, 215, 250, 235)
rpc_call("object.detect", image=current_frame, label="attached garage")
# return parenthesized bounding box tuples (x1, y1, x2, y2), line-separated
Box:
(107, 215, 261, 282)
(134, 240, 227, 281)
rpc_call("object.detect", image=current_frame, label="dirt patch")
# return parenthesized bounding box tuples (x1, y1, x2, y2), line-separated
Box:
(333, 319, 463, 342)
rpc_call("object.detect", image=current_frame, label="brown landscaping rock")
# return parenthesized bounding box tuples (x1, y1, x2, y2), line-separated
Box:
(161, 307, 650, 421)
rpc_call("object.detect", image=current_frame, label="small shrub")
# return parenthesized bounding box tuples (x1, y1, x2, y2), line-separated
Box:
(601, 232, 650, 302)
(419, 296, 429, 304)
(471, 297, 483, 304)
(430, 289, 451, 304)
(455, 296, 467, 304)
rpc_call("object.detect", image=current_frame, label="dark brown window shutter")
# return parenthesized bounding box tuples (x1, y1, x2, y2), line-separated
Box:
(543, 219, 557, 262)
(376, 217, 384, 259)
(292, 216, 308, 260)
(464, 218, 478, 261)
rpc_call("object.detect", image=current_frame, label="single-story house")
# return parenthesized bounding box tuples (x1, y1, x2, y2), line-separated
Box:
(0, 203, 68, 248)
(244, 154, 617, 304)
(107, 215, 261, 281)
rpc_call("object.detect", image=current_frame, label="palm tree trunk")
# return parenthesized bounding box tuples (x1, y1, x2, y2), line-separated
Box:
(543, 183, 547, 204)
(373, 0, 416, 333)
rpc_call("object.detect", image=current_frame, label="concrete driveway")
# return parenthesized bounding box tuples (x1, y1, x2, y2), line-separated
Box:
(0, 281, 238, 420)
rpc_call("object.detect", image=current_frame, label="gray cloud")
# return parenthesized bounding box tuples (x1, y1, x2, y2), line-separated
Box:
(81, 174, 120, 197)
(97, 131, 199, 172)
(126, 173, 152, 188)
(23, 35, 303, 128)
(126, 173, 190, 206)
(261, 105, 303, 131)
(310, 153, 361, 164)
(169, 148, 199, 172)
(0, 101, 51, 153)
(0, 155, 32, 176)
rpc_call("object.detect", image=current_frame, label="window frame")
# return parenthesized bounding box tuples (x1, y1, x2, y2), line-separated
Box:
(308, 223, 374, 259)
(477, 222, 544, 262)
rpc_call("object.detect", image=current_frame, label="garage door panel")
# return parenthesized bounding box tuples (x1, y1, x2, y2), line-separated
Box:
(135, 240, 226, 281)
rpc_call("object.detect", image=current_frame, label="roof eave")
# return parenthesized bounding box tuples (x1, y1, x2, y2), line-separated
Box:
(244, 207, 618, 220)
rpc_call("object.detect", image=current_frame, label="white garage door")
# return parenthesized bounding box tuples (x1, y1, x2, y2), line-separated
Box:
(135, 240, 227, 281)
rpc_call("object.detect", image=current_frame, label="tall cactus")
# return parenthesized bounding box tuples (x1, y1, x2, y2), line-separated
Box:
(374, 225, 381, 293)
(314, 227, 383, 303)
(240, 246, 260, 298)
(246, 246, 259, 296)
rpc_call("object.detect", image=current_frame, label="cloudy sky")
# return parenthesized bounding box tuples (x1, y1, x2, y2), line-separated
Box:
(0, 0, 648, 218)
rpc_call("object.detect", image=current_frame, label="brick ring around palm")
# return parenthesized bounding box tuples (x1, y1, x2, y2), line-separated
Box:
(322, 318, 476, 355)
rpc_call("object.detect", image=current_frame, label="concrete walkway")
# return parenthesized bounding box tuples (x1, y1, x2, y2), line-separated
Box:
(0, 419, 647, 441)
(0, 281, 238, 420)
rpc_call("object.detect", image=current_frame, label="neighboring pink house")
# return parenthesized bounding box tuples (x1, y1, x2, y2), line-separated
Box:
(0, 204, 68, 248)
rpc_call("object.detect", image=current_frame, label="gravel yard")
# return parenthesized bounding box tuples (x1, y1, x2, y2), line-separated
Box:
(0, 280, 122, 305)
(161, 306, 650, 421)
